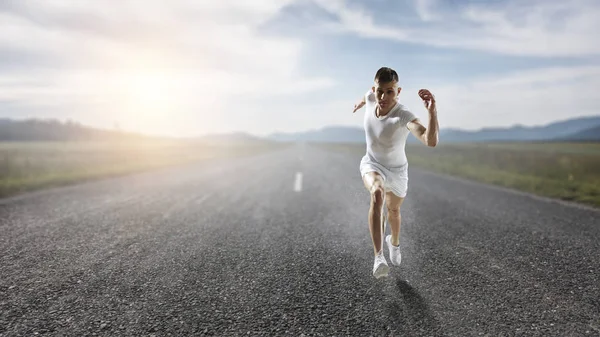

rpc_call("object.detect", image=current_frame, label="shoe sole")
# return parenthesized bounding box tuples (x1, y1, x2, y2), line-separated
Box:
(373, 264, 390, 279)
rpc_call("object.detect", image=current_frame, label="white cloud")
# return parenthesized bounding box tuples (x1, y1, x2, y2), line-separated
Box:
(2, 0, 599, 137)
(397, 65, 600, 130)
(312, 0, 600, 57)
(311, 0, 412, 40)
(0, 0, 336, 136)
(414, 0, 439, 22)
(293, 0, 600, 133)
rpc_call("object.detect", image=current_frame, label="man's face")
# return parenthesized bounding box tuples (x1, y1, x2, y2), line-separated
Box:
(372, 81, 401, 110)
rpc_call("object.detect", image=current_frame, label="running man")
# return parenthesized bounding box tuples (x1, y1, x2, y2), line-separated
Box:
(352, 66, 439, 278)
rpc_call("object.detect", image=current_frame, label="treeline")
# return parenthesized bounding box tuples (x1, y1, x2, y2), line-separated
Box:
(0, 118, 157, 142)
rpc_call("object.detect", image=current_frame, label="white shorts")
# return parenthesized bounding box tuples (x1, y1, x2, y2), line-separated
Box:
(359, 155, 409, 198)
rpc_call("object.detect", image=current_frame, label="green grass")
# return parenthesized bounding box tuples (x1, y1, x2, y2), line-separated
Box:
(318, 141, 600, 208)
(0, 140, 286, 198)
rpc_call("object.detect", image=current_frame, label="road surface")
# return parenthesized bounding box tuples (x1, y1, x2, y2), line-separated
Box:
(1, 144, 599, 336)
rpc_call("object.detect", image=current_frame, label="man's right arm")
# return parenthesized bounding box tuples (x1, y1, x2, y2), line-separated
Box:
(353, 90, 372, 113)
(353, 96, 365, 113)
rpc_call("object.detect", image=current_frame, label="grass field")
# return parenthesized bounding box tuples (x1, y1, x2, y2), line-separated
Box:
(0, 140, 286, 198)
(4, 140, 599, 208)
(319, 141, 600, 208)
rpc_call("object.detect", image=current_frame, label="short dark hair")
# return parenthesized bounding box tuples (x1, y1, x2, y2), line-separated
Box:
(374, 67, 398, 83)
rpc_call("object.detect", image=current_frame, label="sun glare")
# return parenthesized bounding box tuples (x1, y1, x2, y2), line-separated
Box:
(127, 72, 172, 110)
(117, 71, 184, 134)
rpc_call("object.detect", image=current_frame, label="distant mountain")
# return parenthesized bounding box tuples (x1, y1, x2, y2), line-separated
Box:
(0, 118, 277, 145)
(3, 115, 598, 144)
(557, 124, 600, 141)
(438, 115, 600, 143)
(0, 118, 157, 142)
(266, 115, 600, 143)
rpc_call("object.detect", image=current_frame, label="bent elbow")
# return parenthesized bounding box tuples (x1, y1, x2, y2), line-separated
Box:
(426, 137, 439, 147)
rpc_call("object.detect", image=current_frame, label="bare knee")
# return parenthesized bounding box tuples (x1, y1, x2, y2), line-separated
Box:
(387, 206, 401, 218)
(370, 185, 385, 207)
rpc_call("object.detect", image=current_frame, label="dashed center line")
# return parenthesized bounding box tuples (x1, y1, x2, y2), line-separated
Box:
(294, 172, 303, 192)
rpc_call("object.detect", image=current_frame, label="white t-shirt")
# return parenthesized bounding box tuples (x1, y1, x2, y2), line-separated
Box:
(363, 90, 417, 168)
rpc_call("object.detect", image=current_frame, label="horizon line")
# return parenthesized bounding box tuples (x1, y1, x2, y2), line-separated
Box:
(2, 113, 599, 139)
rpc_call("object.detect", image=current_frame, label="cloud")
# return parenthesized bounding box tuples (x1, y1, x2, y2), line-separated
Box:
(294, 0, 600, 131)
(1, 0, 331, 75)
(310, 0, 413, 40)
(0, 0, 336, 135)
(397, 65, 600, 130)
(414, 0, 439, 22)
(2, 0, 598, 137)
(311, 0, 600, 57)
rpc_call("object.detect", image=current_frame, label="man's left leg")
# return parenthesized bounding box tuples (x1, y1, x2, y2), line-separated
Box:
(385, 191, 404, 266)
(385, 191, 404, 245)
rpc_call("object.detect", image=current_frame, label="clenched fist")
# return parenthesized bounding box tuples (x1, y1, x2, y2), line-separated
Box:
(418, 89, 436, 112)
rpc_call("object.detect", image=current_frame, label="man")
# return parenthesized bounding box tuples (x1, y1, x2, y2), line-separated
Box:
(352, 67, 439, 279)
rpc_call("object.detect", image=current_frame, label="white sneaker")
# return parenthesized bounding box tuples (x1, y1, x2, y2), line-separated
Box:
(386, 235, 402, 266)
(372, 251, 389, 279)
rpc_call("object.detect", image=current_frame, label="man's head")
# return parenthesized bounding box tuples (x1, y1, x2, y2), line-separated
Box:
(372, 67, 401, 110)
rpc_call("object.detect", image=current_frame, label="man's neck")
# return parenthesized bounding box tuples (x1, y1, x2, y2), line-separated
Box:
(376, 101, 397, 117)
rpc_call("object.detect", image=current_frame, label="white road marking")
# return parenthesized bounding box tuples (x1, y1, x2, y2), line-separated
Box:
(294, 172, 303, 192)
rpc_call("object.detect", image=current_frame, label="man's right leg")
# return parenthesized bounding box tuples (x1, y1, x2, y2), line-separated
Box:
(362, 171, 389, 278)
(362, 172, 386, 255)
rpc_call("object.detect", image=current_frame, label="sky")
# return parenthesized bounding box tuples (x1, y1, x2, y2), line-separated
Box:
(1, 0, 599, 137)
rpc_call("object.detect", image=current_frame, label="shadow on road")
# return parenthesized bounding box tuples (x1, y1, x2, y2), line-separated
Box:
(386, 278, 443, 336)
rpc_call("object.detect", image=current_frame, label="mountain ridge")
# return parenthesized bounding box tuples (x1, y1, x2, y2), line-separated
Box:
(1, 115, 598, 143)
(266, 115, 600, 143)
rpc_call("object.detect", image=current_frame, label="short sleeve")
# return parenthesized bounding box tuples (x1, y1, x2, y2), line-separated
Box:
(398, 105, 417, 128)
(365, 90, 375, 102)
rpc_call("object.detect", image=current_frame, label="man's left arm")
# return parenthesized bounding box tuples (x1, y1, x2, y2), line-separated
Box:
(407, 89, 439, 147)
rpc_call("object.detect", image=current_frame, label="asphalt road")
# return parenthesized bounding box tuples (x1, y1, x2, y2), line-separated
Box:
(1, 143, 599, 337)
